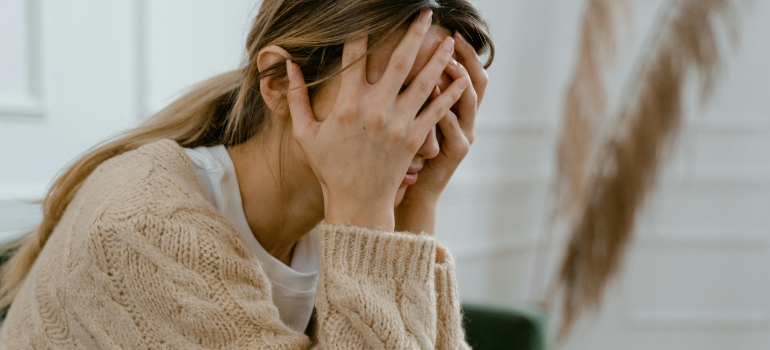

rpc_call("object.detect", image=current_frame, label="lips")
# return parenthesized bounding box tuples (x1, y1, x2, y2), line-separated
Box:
(407, 164, 423, 174)
(402, 164, 423, 186)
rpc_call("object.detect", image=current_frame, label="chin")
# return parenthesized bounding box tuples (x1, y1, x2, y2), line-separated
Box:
(394, 186, 407, 207)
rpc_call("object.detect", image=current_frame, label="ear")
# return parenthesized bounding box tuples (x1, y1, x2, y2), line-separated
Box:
(256, 45, 292, 116)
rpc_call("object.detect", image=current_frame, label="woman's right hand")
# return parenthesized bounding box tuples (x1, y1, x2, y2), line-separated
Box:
(285, 9, 468, 232)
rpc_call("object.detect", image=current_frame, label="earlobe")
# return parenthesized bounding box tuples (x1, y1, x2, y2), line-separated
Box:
(256, 45, 292, 116)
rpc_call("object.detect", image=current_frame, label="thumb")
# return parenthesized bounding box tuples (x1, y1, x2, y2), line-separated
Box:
(285, 60, 317, 136)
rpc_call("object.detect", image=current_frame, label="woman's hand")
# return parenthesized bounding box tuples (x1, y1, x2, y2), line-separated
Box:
(286, 10, 469, 232)
(395, 32, 489, 234)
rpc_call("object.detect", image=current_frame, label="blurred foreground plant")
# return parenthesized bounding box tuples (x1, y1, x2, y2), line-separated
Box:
(548, 0, 744, 339)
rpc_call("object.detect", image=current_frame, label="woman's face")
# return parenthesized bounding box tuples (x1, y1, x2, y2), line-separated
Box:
(309, 25, 456, 206)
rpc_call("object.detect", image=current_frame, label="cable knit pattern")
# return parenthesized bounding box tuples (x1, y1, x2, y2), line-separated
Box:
(0, 140, 470, 349)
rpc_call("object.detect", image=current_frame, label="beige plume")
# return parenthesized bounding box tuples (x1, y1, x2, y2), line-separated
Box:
(555, 0, 629, 216)
(552, 0, 742, 339)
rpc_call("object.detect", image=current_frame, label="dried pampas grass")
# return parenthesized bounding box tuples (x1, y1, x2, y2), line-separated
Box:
(552, 0, 742, 338)
(556, 0, 629, 216)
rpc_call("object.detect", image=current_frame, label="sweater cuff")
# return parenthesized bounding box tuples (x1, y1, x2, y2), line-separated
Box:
(434, 245, 470, 349)
(319, 223, 437, 285)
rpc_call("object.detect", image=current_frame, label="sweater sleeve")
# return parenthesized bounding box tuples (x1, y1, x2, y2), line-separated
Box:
(75, 211, 468, 349)
(434, 245, 472, 350)
(315, 224, 439, 348)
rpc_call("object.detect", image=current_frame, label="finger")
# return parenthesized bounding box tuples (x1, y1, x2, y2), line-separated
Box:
(285, 60, 317, 136)
(431, 85, 441, 100)
(437, 109, 470, 155)
(379, 9, 433, 94)
(444, 59, 477, 138)
(400, 36, 456, 113)
(340, 36, 368, 95)
(454, 32, 488, 104)
(415, 76, 468, 134)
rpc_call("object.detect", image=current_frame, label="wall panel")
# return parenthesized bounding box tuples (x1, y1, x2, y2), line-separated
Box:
(0, 0, 43, 117)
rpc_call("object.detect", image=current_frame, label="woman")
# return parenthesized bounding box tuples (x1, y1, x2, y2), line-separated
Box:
(0, 0, 493, 348)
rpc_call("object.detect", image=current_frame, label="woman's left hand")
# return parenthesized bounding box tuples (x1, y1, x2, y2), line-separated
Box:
(395, 32, 489, 234)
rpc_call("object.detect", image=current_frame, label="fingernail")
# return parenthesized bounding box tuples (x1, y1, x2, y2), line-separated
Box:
(458, 78, 468, 91)
(442, 37, 455, 53)
(419, 9, 433, 25)
(449, 58, 459, 67)
(455, 32, 468, 46)
(286, 60, 293, 75)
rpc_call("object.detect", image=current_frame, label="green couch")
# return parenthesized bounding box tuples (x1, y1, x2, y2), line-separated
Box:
(462, 303, 548, 350)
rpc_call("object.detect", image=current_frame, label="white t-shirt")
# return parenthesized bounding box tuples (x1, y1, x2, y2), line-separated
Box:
(183, 145, 319, 334)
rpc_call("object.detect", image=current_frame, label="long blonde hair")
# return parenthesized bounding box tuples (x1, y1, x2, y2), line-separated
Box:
(0, 0, 494, 308)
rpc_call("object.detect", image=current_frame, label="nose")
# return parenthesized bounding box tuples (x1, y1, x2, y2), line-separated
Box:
(417, 125, 440, 160)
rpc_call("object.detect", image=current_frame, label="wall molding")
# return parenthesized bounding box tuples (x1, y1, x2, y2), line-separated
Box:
(447, 228, 770, 262)
(473, 116, 770, 136)
(442, 172, 770, 200)
(443, 236, 540, 260)
(622, 311, 770, 330)
(0, 0, 44, 119)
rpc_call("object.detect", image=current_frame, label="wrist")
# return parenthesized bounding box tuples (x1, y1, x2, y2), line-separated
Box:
(324, 191, 396, 231)
(395, 199, 438, 235)
(399, 190, 440, 210)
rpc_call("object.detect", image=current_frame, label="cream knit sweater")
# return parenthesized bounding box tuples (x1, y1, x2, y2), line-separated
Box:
(0, 140, 471, 349)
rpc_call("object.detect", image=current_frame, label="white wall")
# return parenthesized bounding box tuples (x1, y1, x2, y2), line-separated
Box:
(0, 0, 139, 240)
(1, 1, 769, 349)
(452, 1, 770, 349)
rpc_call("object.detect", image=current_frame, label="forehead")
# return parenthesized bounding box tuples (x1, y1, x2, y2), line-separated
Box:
(366, 24, 454, 85)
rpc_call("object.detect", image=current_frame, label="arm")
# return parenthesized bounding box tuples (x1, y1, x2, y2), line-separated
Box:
(394, 31, 489, 349)
(395, 198, 438, 234)
(315, 223, 439, 348)
(434, 246, 472, 350)
(78, 208, 460, 349)
(283, 9, 474, 348)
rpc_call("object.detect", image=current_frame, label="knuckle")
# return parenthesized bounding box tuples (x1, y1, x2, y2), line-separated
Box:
(433, 106, 447, 121)
(339, 102, 359, 117)
(416, 79, 433, 96)
(392, 57, 411, 75)
(468, 88, 479, 104)
(479, 70, 490, 85)
(451, 86, 464, 101)
(458, 142, 470, 157)
(446, 110, 458, 121)
(368, 111, 387, 129)
(410, 24, 428, 39)
(343, 49, 364, 64)
(467, 132, 475, 146)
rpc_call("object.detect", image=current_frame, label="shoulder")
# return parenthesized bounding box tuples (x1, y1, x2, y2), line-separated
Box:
(66, 139, 250, 258)
(78, 139, 210, 221)
(75, 139, 254, 262)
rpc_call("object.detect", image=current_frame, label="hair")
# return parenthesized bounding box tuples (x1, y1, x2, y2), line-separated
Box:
(0, 0, 494, 309)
